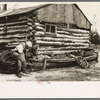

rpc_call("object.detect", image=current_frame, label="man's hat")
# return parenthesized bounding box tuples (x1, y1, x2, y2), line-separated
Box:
(26, 41, 32, 48)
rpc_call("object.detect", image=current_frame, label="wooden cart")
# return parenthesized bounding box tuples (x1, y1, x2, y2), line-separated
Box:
(29, 49, 98, 70)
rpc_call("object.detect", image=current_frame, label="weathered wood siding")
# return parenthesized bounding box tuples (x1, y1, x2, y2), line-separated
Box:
(37, 4, 74, 24)
(37, 4, 91, 30)
(73, 5, 90, 30)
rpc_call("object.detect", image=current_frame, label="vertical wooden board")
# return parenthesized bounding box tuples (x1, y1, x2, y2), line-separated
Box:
(37, 5, 56, 23)
(80, 11, 87, 28)
(73, 5, 77, 27)
(44, 5, 58, 23)
(44, 6, 48, 22)
(64, 4, 74, 24)
(56, 4, 65, 23)
(50, 4, 57, 23)
(73, 5, 91, 30)
(37, 7, 45, 21)
(73, 5, 83, 28)
(86, 20, 90, 29)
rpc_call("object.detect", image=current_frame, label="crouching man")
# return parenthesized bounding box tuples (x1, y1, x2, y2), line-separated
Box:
(11, 41, 33, 78)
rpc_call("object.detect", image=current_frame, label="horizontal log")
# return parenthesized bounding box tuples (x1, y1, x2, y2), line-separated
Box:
(0, 32, 29, 37)
(0, 27, 4, 31)
(35, 22, 44, 27)
(0, 16, 27, 23)
(36, 26, 44, 30)
(28, 26, 33, 30)
(27, 22, 33, 26)
(57, 30, 89, 37)
(37, 50, 78, 55)
(0, 36, 25, 39)
(38, 46, 89, 51)
(8, 42, 19, 45)
(0, 38, 26, 43)
(0, 31, 3, 34)
(0, 20, 27, 27)
(7, 25, 28, 30)
(36, 40, 89, 47)
(46, 54, 97, 62)
(64, 43, 89, 46)
(35, 31, 45, 36)
(57, 28, 89, 34)
(37, 40, 63, 46)
(57, 34, 89, 40)
(36, 37, 89, 43)
(5, 45, 16, 48)
(0, 40, 26, 44)
(7, 29, 28, 34)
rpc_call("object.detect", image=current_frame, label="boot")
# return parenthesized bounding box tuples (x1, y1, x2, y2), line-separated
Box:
(16, 72, 22, 78)
(22, 62, 30, 74)
(22, 68, 30, 74)
(16, 59, 22, 78)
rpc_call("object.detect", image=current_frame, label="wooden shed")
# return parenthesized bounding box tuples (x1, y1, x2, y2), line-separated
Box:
(0, 4, 97, 69)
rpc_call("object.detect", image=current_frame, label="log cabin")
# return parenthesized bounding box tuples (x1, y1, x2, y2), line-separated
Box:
(0, 4, 97, 69)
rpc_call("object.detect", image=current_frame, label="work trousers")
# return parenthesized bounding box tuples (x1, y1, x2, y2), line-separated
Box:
(11, 52, 27, 72)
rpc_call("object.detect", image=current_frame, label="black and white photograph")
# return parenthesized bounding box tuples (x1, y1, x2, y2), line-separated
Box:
(0, 2, 99, 82)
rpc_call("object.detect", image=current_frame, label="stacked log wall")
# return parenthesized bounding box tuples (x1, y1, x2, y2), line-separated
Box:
(0, 12, 90, 57)
(34, 22, 90, 56)
(0, 16, 27, 49)
(0, 13, 38, 50)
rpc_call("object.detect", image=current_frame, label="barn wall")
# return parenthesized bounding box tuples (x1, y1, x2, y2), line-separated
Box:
(37, 4, 91, 30)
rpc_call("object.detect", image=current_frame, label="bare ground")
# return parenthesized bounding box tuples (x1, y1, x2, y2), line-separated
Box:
(0, 48, 100, 81)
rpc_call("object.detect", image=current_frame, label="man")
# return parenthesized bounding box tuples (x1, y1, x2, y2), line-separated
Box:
(11, 41, 33, 78)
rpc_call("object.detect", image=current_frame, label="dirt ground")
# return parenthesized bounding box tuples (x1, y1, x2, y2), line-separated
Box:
(0, 47, 100, 82)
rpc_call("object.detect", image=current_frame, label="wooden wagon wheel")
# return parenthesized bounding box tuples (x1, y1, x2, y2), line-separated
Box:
(76, 56, 90, 69)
